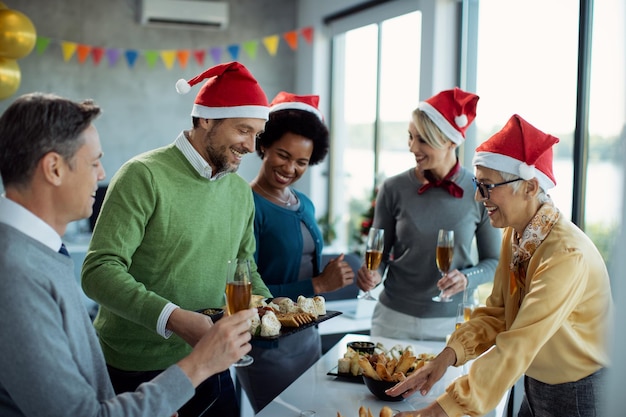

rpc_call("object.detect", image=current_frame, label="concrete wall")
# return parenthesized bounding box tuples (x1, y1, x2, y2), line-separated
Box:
(1, 0, 299, 184)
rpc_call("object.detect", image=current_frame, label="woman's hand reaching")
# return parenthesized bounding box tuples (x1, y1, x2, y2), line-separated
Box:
(385, 347, 456, 398)
(312, 253, 355, 294)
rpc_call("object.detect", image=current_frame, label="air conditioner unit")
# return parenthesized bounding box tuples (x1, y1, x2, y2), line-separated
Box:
(140, 0, 229, 30)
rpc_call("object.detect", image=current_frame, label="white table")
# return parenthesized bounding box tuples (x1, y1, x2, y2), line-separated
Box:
(255, 333, 507, 417)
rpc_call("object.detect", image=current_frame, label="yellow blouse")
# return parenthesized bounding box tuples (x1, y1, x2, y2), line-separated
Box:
(438, 217, 613, 417)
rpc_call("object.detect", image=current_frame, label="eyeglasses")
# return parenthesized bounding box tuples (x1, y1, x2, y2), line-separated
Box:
(472, 177, 523, 199)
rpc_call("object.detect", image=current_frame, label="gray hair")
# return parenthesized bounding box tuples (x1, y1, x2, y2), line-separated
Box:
(499, 170, 550, 203)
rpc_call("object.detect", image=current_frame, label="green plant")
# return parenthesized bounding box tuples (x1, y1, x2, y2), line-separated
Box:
(317, 212, 337, 245)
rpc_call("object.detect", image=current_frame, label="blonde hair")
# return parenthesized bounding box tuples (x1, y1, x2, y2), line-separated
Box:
(411, 108, 451, 150)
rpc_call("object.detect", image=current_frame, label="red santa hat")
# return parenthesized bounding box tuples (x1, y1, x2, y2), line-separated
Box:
(417, 87, 479, 144)
(175, 61, 269, 120)
(473, 114, 559, 191)
(269, 91, 323, 121)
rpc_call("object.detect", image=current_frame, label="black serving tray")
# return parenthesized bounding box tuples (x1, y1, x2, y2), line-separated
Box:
(251, 310, 342, 348)
(326, 365, 364, 383)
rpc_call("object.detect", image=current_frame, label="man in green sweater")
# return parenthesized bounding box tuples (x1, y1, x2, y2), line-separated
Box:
(82, 62, 273, 417)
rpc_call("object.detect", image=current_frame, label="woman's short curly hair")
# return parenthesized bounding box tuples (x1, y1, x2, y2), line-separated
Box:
(256, 109, 329, 166)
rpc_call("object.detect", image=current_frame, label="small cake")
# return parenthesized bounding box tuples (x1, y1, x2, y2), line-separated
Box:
(297, 295, 318, 317)
(249, 309, 261, 336)
(260, 310, 281, 337)
(313, 295, 326, 316)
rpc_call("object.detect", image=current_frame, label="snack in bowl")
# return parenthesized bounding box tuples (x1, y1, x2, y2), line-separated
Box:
(197, 308, 224, 323)
(362, 375, 403, 402)
(347, 341, 376, 355)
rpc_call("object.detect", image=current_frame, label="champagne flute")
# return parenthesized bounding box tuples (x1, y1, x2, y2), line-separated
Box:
(225, 258, 254, 367)
(358, 228, 384, 301)
(432, 229, 454, 302)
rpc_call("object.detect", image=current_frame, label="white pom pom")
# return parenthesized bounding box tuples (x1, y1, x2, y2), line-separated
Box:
(518, 163, 535, 180)
(175, 78, 191, 94)
(455, 114, 468, 128)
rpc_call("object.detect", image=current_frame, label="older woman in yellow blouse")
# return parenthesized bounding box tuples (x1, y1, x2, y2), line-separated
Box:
(387, 114, 613, 417)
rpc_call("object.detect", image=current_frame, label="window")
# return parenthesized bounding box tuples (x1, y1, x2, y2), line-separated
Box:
(475, 0, 624, 269)
(329, 11, 421, 251)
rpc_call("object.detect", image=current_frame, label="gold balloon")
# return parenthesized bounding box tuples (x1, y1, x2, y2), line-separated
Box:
(0, 57, 20, 100)
(0, 9, 36, 59)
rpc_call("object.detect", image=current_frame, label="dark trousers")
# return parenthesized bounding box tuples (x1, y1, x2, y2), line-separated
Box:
(518, 369, 605, 417)
(106, 365, 239, 417)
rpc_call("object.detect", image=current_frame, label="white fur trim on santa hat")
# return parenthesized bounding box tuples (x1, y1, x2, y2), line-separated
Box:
(191, 104, 269, 120)
(473, 151, 556, 191)
(270, 101, 323, 120)
(417, 102, 465, 144)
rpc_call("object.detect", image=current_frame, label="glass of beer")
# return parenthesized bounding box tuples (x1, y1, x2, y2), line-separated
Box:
(358, 228, 384, 301)
(455, 302, 475, 330)
(225, 258, 253, 367)
(432, 229, 454, 302)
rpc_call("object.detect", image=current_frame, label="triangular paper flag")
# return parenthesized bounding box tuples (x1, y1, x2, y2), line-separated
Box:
(145, 50, 159, 68)
(242, 40, 258, 59)
(226, 44, 239, 61)
(301, 26, 314, 44)
(106, 48, 121, 67)
(176, 50, 190, 69)
(76, 44, 91, 64)
(262, 35, 280, 56)
(283, 31, 298, 50)
(125, 50, 139, 68)
(91, 47, 104, 66)
(160, 50, 176, 69)
(61, 42, 77, 62)
(209, 46, 222, 64)
(192, 49, 205, 67)
(35, 37, 50, 54)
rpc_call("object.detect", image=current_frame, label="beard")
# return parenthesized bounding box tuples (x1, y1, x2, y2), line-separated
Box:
(204, 123, 241, 174)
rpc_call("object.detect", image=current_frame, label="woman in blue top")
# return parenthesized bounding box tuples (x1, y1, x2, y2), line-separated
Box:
(236, 92, 355, 413)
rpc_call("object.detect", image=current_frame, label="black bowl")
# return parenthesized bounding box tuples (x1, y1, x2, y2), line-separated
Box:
(362, 376, 403, 402)
(198, 308, 224, 323)
(347, 341, 376, 355)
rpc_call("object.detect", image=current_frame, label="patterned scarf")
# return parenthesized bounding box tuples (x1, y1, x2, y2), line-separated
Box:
(417, 160, 464, 198)
(509, 199, 560, 303)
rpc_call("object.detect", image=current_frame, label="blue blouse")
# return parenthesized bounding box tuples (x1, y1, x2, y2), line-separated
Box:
(252, 190, 324, 298)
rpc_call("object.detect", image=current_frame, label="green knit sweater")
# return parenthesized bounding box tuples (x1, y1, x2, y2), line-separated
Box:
(82, 144, 272, 370)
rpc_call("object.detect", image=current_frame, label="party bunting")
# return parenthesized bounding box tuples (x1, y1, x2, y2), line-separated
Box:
(76, 45, 91, 64)
(176, 50, 190, 69)
(301, 26, 314, 44)
(144, 50, 159, 68)
(192, 49, 205, 67)
(161, 50, 177, 69)
(262, 35, 280, 56)
(35, 37, 50, 54)
(227, 44, 239, 61)
(283, 31, 298, 50)
(61, 42, 77, 62)
(242, 40, 259, 60)
(33, 25, 314, 69)
(91, 47, 104, 66)
(106, 48, 121, 67)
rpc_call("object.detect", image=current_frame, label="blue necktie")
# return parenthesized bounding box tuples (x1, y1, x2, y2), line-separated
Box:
(58, 243, 70, 257)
